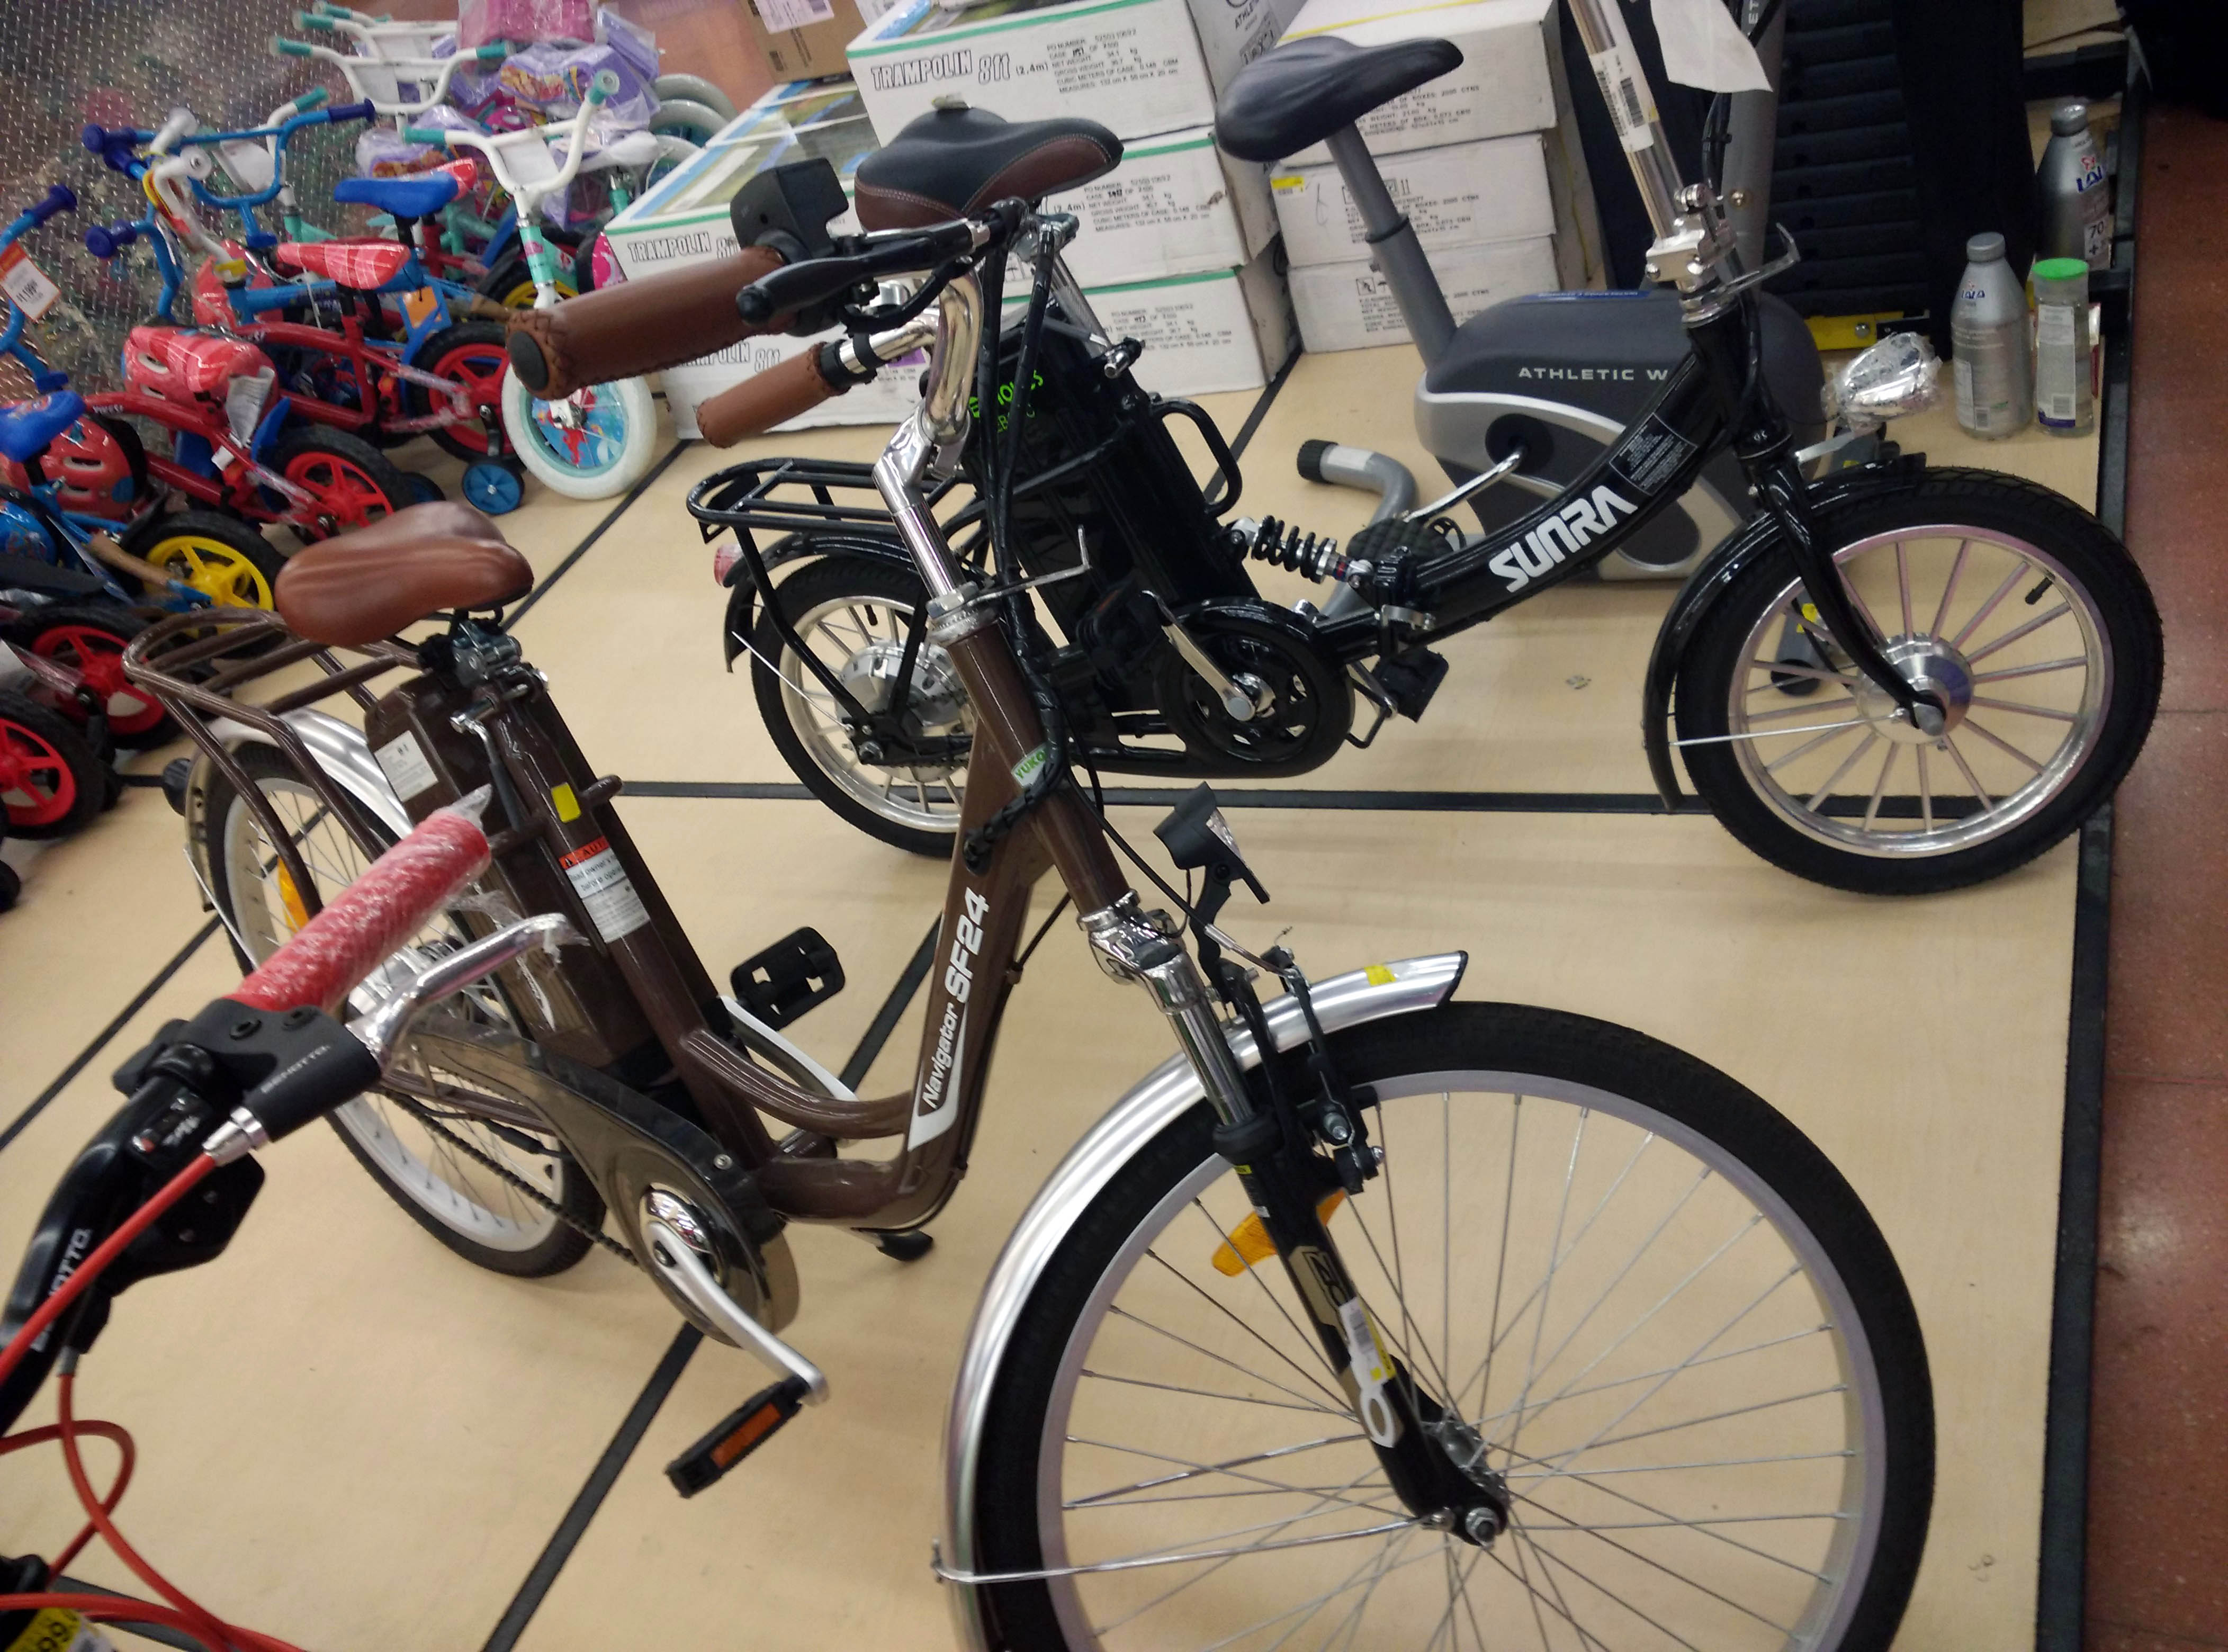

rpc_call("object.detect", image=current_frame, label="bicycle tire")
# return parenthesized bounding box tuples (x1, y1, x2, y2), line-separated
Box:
(964, 1001, 1933, 1651)
(1676, 468, 2161, 894)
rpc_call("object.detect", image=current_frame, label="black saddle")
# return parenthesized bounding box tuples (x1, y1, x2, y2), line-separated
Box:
(852, 105, 1122, 232)
(1215, 36, 1463, 163)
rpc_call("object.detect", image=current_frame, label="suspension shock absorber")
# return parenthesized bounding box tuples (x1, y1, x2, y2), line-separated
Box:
(1230, 516, 1359, 585)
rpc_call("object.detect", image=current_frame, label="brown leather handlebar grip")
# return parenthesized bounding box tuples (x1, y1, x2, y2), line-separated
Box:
(505, 247, 787, 400)
(695, 348, 847, 447)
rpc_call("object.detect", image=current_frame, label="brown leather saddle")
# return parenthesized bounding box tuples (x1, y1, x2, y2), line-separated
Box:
(275, 501, 534, 647)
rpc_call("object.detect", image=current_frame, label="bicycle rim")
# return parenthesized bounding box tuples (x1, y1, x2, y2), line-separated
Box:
(215, 771, 565, 1252)
(1030, 1072, 1890, 1650)
(779, 590, 972, 834)
(1723, 526, 2109, 858)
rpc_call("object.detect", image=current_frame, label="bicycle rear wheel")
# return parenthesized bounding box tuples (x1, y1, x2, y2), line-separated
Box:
(963, 1002, 1932, 1651)
(199, 742, 603, 1276)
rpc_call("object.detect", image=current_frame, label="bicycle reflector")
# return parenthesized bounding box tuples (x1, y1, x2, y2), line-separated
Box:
(666, 1374, 813, 1497)
(1211, 1190, 1347, 1276)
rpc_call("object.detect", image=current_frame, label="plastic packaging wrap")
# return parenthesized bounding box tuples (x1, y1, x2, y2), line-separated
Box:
(357, 105, 478, 178)
(1823, 332, 1944, 432)
(230, 793, 493, 1015)
(457, 0, 596, 49)
(500, 40, 658, 123)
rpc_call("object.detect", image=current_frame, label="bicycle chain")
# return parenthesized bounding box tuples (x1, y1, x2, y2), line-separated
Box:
(396, 1094, 641, 1269)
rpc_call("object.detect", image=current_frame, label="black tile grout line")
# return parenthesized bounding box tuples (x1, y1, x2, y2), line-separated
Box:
(0, 915, 221, 1159)
(616, 778, 1714, 816)
(478, 1322, 704, 1652)
(2036, 60, 2141, 1652)
(499, 438, 694, 633)
(479, 910, 943, 1652)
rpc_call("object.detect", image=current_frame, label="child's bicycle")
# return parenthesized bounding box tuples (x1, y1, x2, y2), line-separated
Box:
(406, 74, 663, 500)
(85, 100, 519, 514)
(0, 185, 286, 608)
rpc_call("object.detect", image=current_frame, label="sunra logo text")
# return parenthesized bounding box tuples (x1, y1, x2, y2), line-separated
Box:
(1487, 486, 1640, 592)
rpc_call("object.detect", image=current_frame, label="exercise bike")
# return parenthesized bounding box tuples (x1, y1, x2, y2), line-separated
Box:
(649, 23, 2159, 896)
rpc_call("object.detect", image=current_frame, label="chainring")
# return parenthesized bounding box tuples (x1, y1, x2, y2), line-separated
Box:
(1152, 610, 1352, 775)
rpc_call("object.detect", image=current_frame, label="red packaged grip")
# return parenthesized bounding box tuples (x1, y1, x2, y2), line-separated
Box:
(231, 807, 491, 1014)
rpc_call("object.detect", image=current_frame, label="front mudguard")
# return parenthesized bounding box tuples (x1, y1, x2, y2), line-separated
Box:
(939, 950, 1467, 1650)
(717, 531, 919, 672)
(1641, 454, 1928, 807)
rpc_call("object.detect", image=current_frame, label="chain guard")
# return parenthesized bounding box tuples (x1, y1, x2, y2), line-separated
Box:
(403, 1021, 798, 1336)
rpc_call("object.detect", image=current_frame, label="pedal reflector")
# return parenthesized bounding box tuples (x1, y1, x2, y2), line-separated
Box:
(1212, 1190, 1346, 1276)
(666, 1375, 810, 1497)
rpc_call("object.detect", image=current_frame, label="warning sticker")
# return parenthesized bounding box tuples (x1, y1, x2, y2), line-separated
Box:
(559, 836, 651, 944)
(0, 243, 61, 321)
(373, 731, 439, 801)
(1608, 414, 1699, 497)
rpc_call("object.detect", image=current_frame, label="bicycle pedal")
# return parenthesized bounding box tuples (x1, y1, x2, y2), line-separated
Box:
(730, 927, 845, 1029)
(666, 1374, 813, 1498)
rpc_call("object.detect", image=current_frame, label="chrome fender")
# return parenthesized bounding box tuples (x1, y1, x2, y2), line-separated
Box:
(939, 950, 1467, 1648)
(183, 708, 412, 903)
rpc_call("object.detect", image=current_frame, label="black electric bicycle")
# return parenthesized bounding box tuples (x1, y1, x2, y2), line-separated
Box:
(696, 10, 2159, 897)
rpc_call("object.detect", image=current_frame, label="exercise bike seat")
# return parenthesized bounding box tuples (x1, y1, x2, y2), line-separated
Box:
(276, 501, 533, 647)
(0, 393, 85, 465)
(1215, 36, 1463, 163)
(854, 105, 1121, 231)
(333, 172, 464, 220)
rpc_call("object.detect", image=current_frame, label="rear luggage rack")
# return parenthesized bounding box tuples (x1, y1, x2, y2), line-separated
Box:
(122, 608, 420, 924)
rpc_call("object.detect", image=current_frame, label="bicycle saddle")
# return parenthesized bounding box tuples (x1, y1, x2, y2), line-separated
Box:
(333, 170, 463, 219)
(276, 501, 533, 646)
(1215, 36, 1464, 162)
(853, 105, 1121, 231)
(275, 238, 415, 291)
(0, 393, 85, 464)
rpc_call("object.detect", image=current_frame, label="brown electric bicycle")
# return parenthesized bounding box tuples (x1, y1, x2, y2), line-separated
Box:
(104, 110, 1932, 1652)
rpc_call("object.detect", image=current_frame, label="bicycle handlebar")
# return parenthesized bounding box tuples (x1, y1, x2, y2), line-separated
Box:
(83, 220, 139, 259)
(507, 245, 787, 397)
(232, 803, 492, 1016)
(1, 185, 76, 254)
(403, 70, 615, 210)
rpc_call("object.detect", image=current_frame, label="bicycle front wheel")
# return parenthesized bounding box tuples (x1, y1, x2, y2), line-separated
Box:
(964, 1002, 1933, 1651)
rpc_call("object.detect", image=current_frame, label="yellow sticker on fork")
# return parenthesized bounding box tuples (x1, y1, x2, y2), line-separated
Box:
(1364, 963, 1395, 985)
(551, 782, 581, 822)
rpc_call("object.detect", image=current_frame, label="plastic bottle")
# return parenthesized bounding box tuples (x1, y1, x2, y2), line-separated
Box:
(2032, 257, 2095, 437)
(1950, 232, 2032, 439)
(2038, 101, 2112, 270)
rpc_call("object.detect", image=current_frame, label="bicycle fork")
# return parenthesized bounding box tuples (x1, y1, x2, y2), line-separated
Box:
(1083, 898, 1511, 1543)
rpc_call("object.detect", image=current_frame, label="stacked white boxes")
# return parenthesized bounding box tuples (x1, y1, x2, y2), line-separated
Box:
(845, 0, 1305, 394)
(1268, 0, 1605, 353)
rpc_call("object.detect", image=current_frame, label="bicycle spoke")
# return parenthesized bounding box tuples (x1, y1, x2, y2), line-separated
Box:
(1969, 695, 2078, 723)
(1943, 735, 1995, 807)
(1964, 599, 2073, 666)
(1947, 559, 2028, 650)
(1804, 730, 1879, 813)
(1894, 538, 1912, 636)
(1928, 538, 1970, 638)
(1973, 654, 2088, 684)
(1862, 742, 1897, 832)
(1148, 1239, 1346, 1407)
(1959, 716, 2046, 773)
(1104, 1305, 1347, 1416)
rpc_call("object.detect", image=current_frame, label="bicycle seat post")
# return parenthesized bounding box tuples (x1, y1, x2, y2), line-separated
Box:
(1319, 124, 1456, 364)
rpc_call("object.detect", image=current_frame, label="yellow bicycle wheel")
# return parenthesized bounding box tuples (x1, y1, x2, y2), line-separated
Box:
(124, 510, 288, 609)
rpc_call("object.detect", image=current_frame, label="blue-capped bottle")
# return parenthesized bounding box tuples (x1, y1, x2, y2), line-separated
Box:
(2037, 101, 2111, 270)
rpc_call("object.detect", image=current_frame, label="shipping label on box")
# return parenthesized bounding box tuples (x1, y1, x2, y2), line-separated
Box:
(1281, 0, 1558, 164)
(744, 0, 873, 83)
(1288, 234, 1555, 352)
(1044, 128, 1275, 285)
(1272, 132, 1551, 266)
(846, 0, 1220, 142)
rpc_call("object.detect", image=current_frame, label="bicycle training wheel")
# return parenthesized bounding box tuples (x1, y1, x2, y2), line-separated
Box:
(1676, 469, 2161, 894)
(500, 370, 657, 500)
(963, 1002, 1933, 1651)
(199, 742, 603, 1276)
(749, 554, 972, 858)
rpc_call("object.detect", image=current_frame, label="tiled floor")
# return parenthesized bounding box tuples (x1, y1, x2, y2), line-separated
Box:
(2086, 100, 2228, 1652)
(2, 342, 2108, 1642)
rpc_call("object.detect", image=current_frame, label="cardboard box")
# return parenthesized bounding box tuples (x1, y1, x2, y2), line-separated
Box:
(1044, 127, 1277, 286)
(1011, 249, 1296, 396)
(1288, 234, 1555, 351)
(1280, 0, 1559, 164)
(845, 0, 1304, 143)
(1271, 132, 1552, 265)
(666, 331, 930, 433)
(742, 0, 873, 84)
